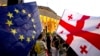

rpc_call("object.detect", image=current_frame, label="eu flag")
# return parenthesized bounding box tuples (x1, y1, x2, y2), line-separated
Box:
(0, 2, 42, 56)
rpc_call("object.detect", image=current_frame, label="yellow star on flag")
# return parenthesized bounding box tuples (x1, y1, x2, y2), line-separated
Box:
(26, 37, 31, 43)
(5, 20, 13, 27)
(31, 18, 34, 22)
(33, 25, 36, 28)
(32, 35, 35, 39)
(33, 31, 36, 34)
(19, 35, 24, 41)
(28, 14, 31, 17)
(14, 8, 19, 13)
(7, 12, 13, 19)
(22, 9, 26, 14)
(11, 29, 17, 35)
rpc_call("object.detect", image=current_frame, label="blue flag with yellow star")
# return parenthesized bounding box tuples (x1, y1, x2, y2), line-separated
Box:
(0, 2, 42, 56)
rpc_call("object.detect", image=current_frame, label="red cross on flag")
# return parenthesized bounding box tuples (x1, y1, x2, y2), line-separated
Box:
(56, 9, 100, 56)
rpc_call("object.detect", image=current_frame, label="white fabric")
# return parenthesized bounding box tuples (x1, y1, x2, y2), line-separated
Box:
(70, 36, 100, 56)
(56, 9, 100, 56)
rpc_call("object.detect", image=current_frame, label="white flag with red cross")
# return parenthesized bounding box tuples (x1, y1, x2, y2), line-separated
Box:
(56, 9, 100, 56)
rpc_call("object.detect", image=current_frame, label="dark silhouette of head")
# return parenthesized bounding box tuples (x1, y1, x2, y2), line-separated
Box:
(37, 32, 44, 40)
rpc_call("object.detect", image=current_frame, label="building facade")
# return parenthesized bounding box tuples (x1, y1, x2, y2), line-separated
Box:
(38, 6, 60, 33)
(0, 0, 7, 6)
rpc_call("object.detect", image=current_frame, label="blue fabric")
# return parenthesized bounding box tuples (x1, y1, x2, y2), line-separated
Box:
(0, 2, 42, 56)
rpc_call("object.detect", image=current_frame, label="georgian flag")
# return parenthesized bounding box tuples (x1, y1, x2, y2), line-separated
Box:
(56, 9, 100, 56)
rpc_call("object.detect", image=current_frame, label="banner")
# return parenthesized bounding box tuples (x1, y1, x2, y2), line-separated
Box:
(0, 2, 42, 56)
(56, 9, 100, 56)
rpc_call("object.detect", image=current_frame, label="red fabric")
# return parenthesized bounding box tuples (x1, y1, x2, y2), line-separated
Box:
(60, 19, 100, 50)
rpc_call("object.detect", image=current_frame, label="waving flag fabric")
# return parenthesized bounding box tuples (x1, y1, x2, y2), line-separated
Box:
(56, 9, 100, 56)
(0, 2, 42, 56)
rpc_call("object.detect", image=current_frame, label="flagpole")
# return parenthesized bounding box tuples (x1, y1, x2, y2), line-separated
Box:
(66, 45, 70, 52)
(45, 0, 48, 34)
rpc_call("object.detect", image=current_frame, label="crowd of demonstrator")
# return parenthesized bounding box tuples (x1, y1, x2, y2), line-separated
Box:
(29, 32, 78, 56)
